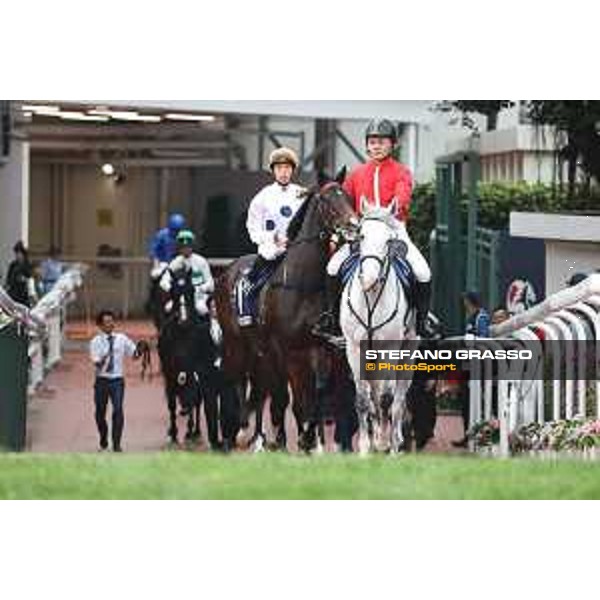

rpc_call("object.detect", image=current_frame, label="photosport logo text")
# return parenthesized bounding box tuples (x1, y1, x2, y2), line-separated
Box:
(358, 339, 561, 381)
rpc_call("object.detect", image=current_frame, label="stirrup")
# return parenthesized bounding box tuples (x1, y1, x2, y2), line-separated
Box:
(238, 315, 254, 327)
(321, 333, 347, 351)
(311, 326, 346, 351)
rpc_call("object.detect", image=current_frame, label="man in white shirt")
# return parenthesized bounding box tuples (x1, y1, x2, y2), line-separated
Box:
(89, 310, 144, 452)
(236, 147, 305, 326)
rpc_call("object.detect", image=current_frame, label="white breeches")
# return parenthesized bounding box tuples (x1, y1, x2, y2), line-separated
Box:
(327, 223, 431, 283)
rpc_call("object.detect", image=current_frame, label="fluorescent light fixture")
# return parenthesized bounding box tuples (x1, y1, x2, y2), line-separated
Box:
(21, 104, 60, 112)
(34, 109, 63, 117)
(122, 115, 162, 122)
(88, 109, 136, 117)
(59, 111, 109, 122)
(101, 163, 115, 176)
(164, 113, 215, 122)
(88, 109, 161, 122)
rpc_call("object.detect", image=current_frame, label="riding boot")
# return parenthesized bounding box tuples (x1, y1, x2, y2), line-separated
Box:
(238, 256, 271, 328)
(312, 276, 345, 349)
(312, 276, 340, 333)
(415, 280, 432, 338)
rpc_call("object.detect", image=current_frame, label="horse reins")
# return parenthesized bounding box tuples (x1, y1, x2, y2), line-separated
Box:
(136, 340, 153, 381)
(286, 184, 357, 250)
(346, 239, 403, 349)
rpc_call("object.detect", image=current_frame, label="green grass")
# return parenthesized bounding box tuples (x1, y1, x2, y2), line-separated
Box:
(1, 453, 600, 499)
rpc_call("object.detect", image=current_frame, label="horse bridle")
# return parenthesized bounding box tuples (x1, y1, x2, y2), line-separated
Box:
(285, 183, 357, 249)
(347, 215, 403, 347)
(161, 266, 196, 328)
(356, 214, 398, 291)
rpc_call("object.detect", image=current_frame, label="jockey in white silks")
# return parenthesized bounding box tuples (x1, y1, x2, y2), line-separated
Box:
(312, 118, 432, 344)
(159, 229, 214, 318)
(236, 147, 306, 326)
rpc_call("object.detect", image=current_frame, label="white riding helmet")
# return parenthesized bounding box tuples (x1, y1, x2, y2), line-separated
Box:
(268, 147, 299, 171)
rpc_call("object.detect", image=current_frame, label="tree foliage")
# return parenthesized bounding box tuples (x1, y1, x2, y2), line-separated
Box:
(441, 100, 600, 189)
(409, 180, 600, 250)
(439, 101, 514, 131)
(451, 101, 514, 131)
(526, 100, 600, 191)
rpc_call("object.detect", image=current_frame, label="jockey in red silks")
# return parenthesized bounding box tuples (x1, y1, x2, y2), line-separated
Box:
(313, 118, 432, 341)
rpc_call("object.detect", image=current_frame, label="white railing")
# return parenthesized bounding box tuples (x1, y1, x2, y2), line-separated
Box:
(468, 274, 600, 456)
(0, 264, 88, 394)
(52, 255, 234, 319)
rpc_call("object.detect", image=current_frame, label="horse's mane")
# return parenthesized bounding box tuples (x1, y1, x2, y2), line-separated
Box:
(286, 190, 314, 241)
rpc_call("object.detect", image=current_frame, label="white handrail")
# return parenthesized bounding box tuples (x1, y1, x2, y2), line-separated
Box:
(492, 273, 600, 337)
(0, 286, 46, 334)
(483, 274, 600, 457)
(1, 264, 88, 393)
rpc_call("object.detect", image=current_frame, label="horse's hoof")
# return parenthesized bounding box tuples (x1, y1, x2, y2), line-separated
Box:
(250, 434, 266, 453)
(236, 428, 250, 448)
(222, 439, 236, 454)
(271, 442, 288, 453)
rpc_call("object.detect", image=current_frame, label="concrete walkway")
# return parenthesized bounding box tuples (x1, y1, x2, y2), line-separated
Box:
(27, 320, 464, 453)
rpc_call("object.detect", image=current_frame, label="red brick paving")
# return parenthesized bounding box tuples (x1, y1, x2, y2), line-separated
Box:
(27, 320, 464, 454)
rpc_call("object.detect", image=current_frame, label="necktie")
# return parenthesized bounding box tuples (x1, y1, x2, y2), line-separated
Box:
(107, 334, 115, 374)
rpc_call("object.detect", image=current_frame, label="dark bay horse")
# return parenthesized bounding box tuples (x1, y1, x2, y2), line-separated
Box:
(157, 268, 219, 447)
(215, 169, 358, 452)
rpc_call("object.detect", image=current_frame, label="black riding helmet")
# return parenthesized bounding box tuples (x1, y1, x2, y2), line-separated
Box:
(365, 119, 398, 144)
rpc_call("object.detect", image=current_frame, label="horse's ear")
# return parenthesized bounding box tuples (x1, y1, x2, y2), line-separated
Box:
(360, 195, 370, 215)
(317, 170, 330, 188)
(334, 165, 347, 185)
(388, 197, 398, 216)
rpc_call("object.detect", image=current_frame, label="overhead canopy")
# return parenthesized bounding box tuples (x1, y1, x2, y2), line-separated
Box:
(78, 100, 436, 123)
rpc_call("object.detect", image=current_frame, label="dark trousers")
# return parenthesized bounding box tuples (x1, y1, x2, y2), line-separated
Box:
(94, 377, 125, 449)
(206, 368, 240, 445)
(460, 379, 470, 435)
(407, 375, 438, 448)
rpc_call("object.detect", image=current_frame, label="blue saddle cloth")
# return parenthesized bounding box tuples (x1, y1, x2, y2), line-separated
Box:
(339, 250, 416, 309)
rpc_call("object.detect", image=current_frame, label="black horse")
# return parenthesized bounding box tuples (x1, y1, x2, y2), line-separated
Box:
(146, 274, 165, 331)
(157, 267, 220, 447)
